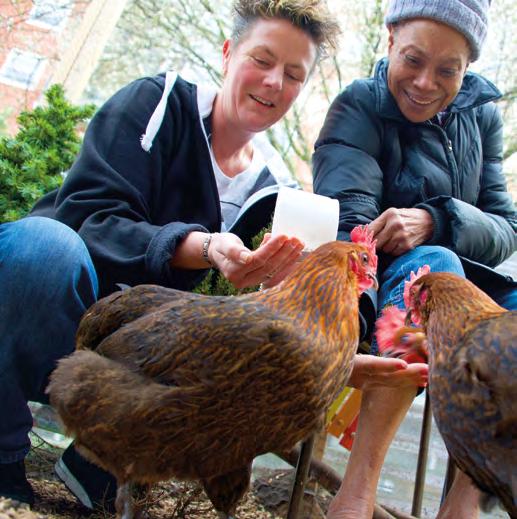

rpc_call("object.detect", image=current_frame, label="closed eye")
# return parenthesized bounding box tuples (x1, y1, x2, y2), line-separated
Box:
(404, 54, 420, 67)
(440, 68, 458, 78)
(252, 56, 269, 67)
(286, 71, 303, 82)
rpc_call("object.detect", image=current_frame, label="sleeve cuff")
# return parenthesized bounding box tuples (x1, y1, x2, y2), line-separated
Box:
(146, 221, 209, 289)
(416, 203, 448, 245)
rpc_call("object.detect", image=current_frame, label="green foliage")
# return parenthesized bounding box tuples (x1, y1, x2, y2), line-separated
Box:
(0, 85, 96, 223)
(359, 0, 387, 77)
(194, 224, 271, 296)
(0, 109, 9, 137)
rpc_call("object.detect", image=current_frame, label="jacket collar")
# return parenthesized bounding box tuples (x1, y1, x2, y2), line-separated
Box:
(374, 58, 501, 122)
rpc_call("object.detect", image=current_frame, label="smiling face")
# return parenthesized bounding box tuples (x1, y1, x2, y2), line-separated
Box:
(387, 19, 471, 123)
(219, 17, 317, 134)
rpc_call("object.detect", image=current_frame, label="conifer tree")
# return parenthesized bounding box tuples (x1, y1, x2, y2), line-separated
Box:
(0, 85, 95, 223)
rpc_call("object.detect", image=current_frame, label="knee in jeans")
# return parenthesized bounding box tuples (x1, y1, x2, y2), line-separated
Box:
(1, 217, 97, 295)
(8, 217, 90, 266)
(417, 245, 463, 275)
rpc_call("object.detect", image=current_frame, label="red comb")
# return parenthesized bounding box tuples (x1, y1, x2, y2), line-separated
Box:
(350, 225, 377, 268)
(403, 265, 431, 308)
(375, 305, 406, 353)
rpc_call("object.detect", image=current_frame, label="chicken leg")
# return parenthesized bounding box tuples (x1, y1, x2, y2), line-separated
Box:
(115, 481, 134, 519)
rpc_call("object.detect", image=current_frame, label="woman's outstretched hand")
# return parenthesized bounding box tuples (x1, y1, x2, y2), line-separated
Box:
(210, 232, 304, 289)
(348, 354, 428, 389)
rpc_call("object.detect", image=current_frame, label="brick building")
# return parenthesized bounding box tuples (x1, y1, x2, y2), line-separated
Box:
(0, 0, 127, 135)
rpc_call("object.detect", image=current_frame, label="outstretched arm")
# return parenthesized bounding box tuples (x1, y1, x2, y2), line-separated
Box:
(171, 231, 304, 289)
(349, 354, 428, 389)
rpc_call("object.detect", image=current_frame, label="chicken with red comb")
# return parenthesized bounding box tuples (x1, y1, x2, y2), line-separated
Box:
(48, 228, 378, 519)
(350, 225, 378, 270)
(405, 272, 517, 517)
(374, 265, 430, 365)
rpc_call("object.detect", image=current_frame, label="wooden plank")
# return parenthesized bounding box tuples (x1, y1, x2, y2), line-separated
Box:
(327, 389, 362, 437)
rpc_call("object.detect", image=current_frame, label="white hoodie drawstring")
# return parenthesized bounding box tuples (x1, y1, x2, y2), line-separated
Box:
(140, 71, 178, 152)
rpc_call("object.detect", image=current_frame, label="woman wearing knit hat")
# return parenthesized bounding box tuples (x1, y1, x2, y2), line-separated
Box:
(315, 0, 516, 518)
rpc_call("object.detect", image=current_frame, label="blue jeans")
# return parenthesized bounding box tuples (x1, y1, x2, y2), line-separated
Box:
(0, 217, 98, 463)
(373, 245, 517, 353)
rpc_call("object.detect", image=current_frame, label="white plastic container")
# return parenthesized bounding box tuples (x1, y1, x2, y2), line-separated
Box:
(271, 187, 339, 251)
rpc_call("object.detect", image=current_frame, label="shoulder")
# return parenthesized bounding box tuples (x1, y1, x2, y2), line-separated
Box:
(101, 73, 197, 119)
(474, 101, 502, 128)
(331, 78, 377, 114)
(316, 77, 382, 150)
(111, 73, 199, 153)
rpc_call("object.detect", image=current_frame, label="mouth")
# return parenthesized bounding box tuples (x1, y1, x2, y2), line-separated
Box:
(404, 90, 438, 107)
(250, 94, 275, 108)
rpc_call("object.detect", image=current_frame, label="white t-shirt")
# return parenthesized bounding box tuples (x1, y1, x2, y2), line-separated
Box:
(210, 146, 267, 231)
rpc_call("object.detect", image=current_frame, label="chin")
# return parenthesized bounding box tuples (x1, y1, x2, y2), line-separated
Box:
(244, 119, 276, 133)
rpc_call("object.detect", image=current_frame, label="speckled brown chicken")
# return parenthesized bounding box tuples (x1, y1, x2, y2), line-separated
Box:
(406, 272, 517, 518)
(47, 235, 377, 519)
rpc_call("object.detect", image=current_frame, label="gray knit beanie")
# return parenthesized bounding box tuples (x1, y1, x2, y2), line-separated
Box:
(385, 0, 491, 61)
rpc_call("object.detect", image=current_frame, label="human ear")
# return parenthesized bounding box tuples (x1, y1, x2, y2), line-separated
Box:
(387, 24, 396, 52)
(222, 39, 232, 76)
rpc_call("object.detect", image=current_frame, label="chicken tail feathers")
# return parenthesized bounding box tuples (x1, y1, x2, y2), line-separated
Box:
(47, 350, 159, 439)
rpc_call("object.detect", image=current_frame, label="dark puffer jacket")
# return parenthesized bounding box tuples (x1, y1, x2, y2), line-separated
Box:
(313, 58, 517, 335)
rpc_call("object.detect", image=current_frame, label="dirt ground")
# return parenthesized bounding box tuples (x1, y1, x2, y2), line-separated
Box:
(2, 435, 331, 519)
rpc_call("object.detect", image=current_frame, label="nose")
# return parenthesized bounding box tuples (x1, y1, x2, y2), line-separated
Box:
(263, 66, 283, 91)
(413, 68, 437, 91)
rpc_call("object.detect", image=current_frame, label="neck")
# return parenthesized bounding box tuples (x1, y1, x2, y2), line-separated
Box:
(256, 253, 360, 343)
(210, 94, 254, 177)
(424, 285, 505, 352)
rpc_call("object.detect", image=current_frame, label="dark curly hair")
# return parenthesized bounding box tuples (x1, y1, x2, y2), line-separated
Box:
(231, 0, 340, 59)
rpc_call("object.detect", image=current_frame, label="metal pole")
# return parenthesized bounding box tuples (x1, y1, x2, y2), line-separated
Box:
(411, 390, 433, 517)
(286, 435, 315, 519)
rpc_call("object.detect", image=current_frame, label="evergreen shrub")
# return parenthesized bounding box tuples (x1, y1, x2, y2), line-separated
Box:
(0, 85, 95, 223)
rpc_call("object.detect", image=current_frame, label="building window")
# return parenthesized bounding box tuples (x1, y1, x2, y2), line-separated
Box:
(0, 49, 46, 90)
(27, 0, 72, 30)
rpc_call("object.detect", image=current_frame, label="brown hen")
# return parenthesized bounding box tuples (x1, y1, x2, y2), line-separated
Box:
(406, 272, 517, 518)
(47, 235, 377, 518)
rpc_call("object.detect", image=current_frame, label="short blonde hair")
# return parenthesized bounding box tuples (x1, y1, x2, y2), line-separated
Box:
(232, 0, 340, 59)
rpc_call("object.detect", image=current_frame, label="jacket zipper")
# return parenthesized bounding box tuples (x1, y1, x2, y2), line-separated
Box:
(425, 120, 460, 198)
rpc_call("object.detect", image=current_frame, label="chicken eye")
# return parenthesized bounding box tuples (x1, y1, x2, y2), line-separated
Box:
(361, 252, 369, 265)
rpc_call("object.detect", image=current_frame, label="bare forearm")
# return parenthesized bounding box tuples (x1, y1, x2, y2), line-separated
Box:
(169, 231, 213, 269)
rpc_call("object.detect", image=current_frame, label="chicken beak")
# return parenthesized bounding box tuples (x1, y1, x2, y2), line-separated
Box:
(368, 273, 379, 291)
(405, 310, 413, 326)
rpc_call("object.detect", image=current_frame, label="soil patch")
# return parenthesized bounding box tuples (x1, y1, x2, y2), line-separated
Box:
(5, 435, 330, 519)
